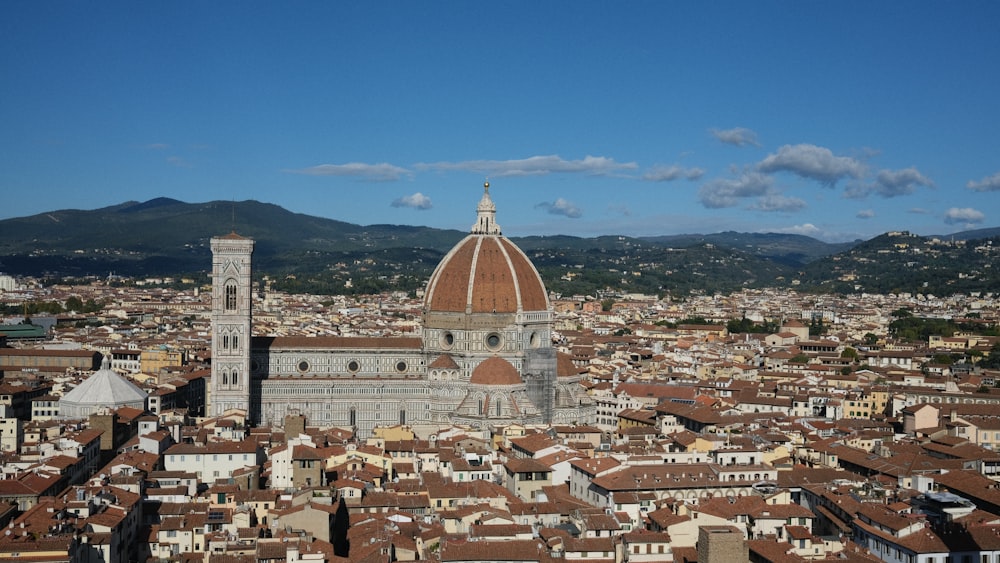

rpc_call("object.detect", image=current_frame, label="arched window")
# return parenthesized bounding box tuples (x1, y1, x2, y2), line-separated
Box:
(496, 399, 502, 416)
(225, 282, 237, 310)
(222, 335, 229, 350)
(232, 370, 238, 387)
(349, 407, 357, 427)
(232, 335, 238, 350)
(222, 372, 229, 385)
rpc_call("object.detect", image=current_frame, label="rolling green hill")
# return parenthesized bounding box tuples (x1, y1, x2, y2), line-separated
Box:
(1, 199, 997, 297)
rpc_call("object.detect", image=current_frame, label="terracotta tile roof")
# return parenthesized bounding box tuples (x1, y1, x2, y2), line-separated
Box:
(426, 237, 477, 312)
(470, 356, 522, 386)
(469, 523, 533, 538)
(556, 352, 585, 378)
(470, 238, 520, 313)
(510, 432, 558, 454)
(429, 354, 460, 369)
(505, 457, 553, 474)
(439, 537, 548, 562)
(216, 231, 249, 240)
(500, 238, 548, 312)
(424, 236, 548, 315)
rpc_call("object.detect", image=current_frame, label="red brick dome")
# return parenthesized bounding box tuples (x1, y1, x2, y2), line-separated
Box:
(470, 356, 522, 386)
(424, 235, 548, 314)
(423, 183, 548, 315)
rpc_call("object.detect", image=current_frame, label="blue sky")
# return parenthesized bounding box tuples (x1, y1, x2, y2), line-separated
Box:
(2, 2, 998, 242)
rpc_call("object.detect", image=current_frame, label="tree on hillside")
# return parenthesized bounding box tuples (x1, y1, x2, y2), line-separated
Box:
(981, 343, 1000, 370)
(892, 307, 913, 319)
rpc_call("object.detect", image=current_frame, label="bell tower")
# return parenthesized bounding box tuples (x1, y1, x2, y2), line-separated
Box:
(210, 233, 255, 421)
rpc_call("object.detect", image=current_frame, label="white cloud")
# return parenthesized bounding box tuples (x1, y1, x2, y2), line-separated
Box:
(856, 209, 875, 219)
(166, 156, 191, 168)
(416, 155, 637, 177)
(757, 144, 866, 185)
(967, 171, 1000, 192)
(535, 198, 582, 218)
(855, 167, 933, 198)
(641, 165, 705, 182)
(697, 171, 774, 208)
(391, 192, 432, 210)
(943, 207, 985, 226)
(710, 127, 760, 147)
(287, 162, 411, 181)
(749, 194, 807, 212)
(908, 208, 930, 214)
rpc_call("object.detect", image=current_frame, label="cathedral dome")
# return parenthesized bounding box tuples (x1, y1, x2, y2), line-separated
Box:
(470, 356, 522, 386)
(424, 183, 548, 315)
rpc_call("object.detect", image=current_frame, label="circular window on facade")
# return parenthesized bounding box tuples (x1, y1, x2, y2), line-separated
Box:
(347, 360, 360, 373)
(486, 333, 502, 351)
(297, 360, 310, 373)
(442, 331, 454, 349)
(396, 361, 407, 373)
(529, 332, 540, 348)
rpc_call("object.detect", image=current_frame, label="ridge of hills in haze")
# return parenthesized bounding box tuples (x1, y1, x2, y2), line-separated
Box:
(1, 198, 998, 297)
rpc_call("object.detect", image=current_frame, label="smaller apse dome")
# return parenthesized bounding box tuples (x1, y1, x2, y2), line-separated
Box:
(470, 356, 522, 386)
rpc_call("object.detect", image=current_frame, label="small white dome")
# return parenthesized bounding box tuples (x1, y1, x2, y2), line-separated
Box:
(59, 355, 147, 418)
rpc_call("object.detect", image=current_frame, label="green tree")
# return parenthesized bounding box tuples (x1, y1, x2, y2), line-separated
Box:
(841, 347, 859, 361)
(809, 317, 826, 337)
(64, 296, 84, 312)
(931, 354, 955, 365)
(981, 343, 1000, 370)
(727, 317, 755, 334)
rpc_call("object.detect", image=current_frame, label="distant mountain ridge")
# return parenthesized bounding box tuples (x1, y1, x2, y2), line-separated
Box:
(641, 231, 856, 266)
(0, 198, 997, 296)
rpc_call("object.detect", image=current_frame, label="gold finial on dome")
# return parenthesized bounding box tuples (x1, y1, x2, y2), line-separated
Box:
(484, 180, 490, 193)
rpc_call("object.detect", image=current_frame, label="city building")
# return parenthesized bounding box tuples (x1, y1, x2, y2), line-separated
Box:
(58, 355, 148, 419)
(210, 183, 595, 436)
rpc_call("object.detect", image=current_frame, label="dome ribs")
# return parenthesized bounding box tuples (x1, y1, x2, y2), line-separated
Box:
(426, 238, 477, 312)
(471, 238, 518, 313)
(424, 234, 548, 316)
(500, 238, 548, 311)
